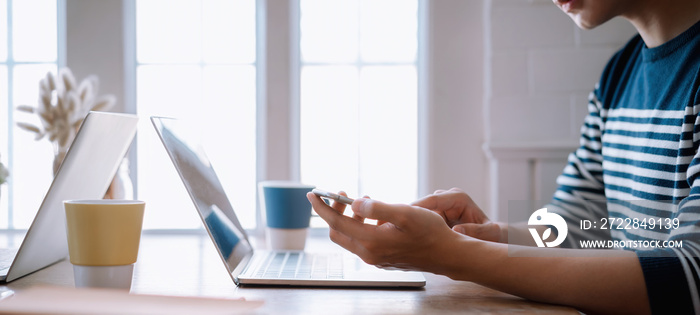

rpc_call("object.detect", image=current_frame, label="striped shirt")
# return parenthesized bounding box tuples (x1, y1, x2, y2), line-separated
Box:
(547, 20, 700, 314)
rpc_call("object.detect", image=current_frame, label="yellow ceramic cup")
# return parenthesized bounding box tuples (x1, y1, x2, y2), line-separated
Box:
(64, 200, 145, 266)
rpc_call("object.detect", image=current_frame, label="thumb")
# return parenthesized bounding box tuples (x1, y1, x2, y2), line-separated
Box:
(452, 222, 501, 242)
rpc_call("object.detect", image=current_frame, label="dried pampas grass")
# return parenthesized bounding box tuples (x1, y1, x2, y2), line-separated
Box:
(16, 68, 116, 173)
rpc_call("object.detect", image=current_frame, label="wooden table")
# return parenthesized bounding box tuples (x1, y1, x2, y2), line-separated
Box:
(1, 233, 576, 314)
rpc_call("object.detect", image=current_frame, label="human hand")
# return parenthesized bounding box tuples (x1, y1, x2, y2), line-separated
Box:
(411, 188, 503, 243)
(307, 192, 463, 273)
(318, 191, 364, 222)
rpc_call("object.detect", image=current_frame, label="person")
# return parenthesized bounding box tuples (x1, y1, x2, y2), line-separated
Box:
(306, 0, 700, 314)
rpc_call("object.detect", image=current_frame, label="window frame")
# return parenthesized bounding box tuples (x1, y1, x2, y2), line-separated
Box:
(297, 0, 423, 222)
(281, 0, 426, 233)
(1, 0, 65, 231)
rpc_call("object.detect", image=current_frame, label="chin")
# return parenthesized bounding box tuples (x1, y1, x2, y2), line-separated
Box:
(558, 0, 621, 30)
(570, 12, 611, 30)
(573, 16, 598, 30)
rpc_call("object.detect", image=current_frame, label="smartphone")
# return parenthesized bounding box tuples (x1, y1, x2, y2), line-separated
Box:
(312, 189, 354, 205)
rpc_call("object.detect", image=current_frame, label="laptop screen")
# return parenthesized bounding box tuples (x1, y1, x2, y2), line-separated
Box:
(151, 117, 253, 274)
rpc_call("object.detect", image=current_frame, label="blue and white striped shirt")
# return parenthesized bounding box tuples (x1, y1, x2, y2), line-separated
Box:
(547, 20, 700, 314)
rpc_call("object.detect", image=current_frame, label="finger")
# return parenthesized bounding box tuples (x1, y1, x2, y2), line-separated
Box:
(409, 190, 444, 208)
(410, 190, 467, 223)
(351, 198, 412, 228)
(448, 187, 464, 193)
(331, 191, 348, 214)
(308, 192, 346, 222)
(410, 193, 438, 209)
(327, 223, 371, 260)
(328, 228, 353, 249)
(307, 192, 371, 238)
(352, 195, 370, 222)
(330, 232, 371, 263)
(322, 205, 372, 261)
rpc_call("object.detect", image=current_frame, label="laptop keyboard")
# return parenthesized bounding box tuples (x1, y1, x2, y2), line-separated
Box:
(0, 248, 18, 275)
(254, 252, 344, 280)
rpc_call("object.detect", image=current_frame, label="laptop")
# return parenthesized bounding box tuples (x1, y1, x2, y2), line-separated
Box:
(0, 112, 139, 282)
(151, 116, 426, 287)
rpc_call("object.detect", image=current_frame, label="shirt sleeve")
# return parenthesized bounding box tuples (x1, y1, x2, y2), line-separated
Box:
(637, 109, 700, 314)
(545, 86, 700, 313)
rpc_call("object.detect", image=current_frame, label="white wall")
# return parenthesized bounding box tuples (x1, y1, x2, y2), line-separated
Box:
(483, 0, 637, 220)
(421, 0, 486, 207)
(65, 0, 126, 113)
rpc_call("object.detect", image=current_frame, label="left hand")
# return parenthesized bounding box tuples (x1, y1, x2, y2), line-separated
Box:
(307, 192, 464, 272)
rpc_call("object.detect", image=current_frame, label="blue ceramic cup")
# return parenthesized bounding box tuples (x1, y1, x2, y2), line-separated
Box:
(258, 181, 315, 250)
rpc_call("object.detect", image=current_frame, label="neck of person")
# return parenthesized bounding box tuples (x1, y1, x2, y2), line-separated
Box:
(624, 1, 700, 48)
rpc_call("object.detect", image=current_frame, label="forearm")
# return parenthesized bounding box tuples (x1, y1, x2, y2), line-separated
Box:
(496, 222, 542, 246)
(438, 237, 650, 315)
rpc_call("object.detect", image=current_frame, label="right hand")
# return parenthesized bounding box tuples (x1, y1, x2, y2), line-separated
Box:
(410, 188, 503, 243)
(307, 191, 465, 273)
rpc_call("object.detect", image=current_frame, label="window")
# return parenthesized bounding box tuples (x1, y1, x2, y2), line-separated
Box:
(0, 0, 421, 232)
(299, 0, 419, 207)
(134, 0, 257, 230)
(1, 0, 59, 229)
(134, 0, 420, 231)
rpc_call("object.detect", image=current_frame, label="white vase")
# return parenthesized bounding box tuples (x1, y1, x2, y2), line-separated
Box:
(104, 159, 133, 200)
(53, 148, 68, 175)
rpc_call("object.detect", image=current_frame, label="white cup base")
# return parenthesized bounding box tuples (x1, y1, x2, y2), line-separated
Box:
(73, 264, 134, 290)
(266, 227, 308, 250)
